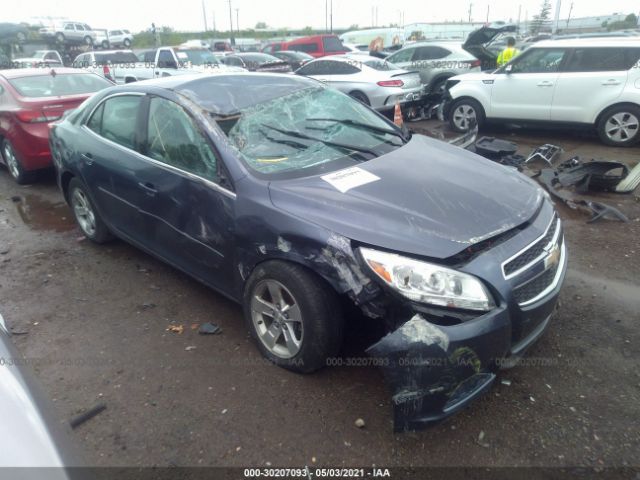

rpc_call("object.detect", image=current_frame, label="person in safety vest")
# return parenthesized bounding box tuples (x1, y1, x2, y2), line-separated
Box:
(497, 37, 519, 67)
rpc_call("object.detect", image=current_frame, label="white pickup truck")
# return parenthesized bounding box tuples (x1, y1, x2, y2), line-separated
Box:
(73, 47, 244, 84)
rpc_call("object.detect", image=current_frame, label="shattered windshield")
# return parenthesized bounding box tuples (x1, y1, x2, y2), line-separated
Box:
(214, 87, 406, 178)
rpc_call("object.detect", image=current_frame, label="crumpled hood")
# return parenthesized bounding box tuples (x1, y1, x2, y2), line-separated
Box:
(268, 134, 542, 259)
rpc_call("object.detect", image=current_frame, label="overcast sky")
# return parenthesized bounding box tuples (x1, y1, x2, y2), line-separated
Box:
(7, 0, 638, 32)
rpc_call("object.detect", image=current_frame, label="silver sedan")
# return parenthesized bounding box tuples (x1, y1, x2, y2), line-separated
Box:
(295, 55, 424, 111)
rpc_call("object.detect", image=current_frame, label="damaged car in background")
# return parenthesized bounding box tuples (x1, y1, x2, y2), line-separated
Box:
(49, 73, 567, 431)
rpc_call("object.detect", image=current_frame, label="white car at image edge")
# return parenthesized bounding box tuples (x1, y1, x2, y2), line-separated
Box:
(445, 38, 640, 147)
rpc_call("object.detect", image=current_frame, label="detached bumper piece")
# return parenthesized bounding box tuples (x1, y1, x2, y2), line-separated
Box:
(366, 312, 512, 432)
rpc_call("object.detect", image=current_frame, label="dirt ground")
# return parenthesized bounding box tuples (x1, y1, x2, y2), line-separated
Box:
(0, 122, 639, 469)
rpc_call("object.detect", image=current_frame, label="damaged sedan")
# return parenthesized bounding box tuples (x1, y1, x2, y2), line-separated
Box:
(49, 73, 567, 431)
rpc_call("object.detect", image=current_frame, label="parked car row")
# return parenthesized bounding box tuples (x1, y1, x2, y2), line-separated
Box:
(444, 38, 640, 147)
(38, 22, 132, 48)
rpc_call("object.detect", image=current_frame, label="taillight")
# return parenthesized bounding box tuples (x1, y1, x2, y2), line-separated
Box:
(103, 65, 111, 77)
(377, 79, 404, 87)
(16, 110, 62, 123)
(468, 60, 482, 68)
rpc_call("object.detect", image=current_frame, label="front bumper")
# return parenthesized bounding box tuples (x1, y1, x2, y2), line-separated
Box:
(366, 209, 567, 431)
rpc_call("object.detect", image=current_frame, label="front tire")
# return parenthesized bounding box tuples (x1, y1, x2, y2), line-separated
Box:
(597, 105, 640, 147)
(123, 39, 131, 48)
(55, 32, 65, 44)
(2, 140, 32, 185)
(243, 261, 343, 373)
(83, 36, 93, 46)
(448, 97, 485, 132)
(68, 178, 112, 243)
(101, 40, 109, 49)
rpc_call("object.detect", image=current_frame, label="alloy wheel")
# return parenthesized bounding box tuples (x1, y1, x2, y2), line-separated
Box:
(71, 189, 97, 237)
(453, 104, 476, 130)
(3, 143, 21, 180)
(250, 279, 303, 359)
(605, 112, 639, 143)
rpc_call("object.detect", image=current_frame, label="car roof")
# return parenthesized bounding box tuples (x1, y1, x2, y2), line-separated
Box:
(535, 37, 640, 48)
(0, 68, 87, 79)
(116, 72, 320, 115)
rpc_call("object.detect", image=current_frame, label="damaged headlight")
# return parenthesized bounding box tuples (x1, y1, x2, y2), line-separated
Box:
(360, 248, 495, 312)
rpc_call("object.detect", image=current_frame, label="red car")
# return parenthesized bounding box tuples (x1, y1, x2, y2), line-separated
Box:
(0, 68, 112, 183)
(282, 34, 347, 58)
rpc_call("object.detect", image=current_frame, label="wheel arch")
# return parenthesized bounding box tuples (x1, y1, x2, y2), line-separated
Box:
(593, 101, 640, 126)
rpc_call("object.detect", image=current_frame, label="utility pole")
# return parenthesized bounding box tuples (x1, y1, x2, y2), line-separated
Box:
(202, 0, 208, 31)
(468, 2, 472, 23)
(330, 0, 333, 34)
(235, 8, 239, 34)
(553, 0, 562, 34)
(517, 4, 522, 32)
(228, 0, 234, 44)
(486, 4, 490, 23)
(212, 11, 216, 33)
(566, 2, 573, 29)
(325, 0, 328, 33)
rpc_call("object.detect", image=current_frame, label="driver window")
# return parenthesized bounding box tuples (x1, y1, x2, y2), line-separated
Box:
(509, 48, 566, 74)
(146, 97, 218, 181)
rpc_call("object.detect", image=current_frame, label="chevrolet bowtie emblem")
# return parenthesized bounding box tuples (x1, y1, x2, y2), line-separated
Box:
(544, 243, 560, 270)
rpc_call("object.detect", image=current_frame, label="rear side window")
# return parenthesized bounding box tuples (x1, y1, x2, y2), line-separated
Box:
(290, 43, 318, 53)
(412, 46, 450, 61)
(322, 36, 345, 53)
(8, 74, 112, 97)
(563, 47, 640, 72)
(87, 95, 142, 150)
(324, 61, 360, 74)
(94, 52, 139, 64)
(388, 48, 414, 63)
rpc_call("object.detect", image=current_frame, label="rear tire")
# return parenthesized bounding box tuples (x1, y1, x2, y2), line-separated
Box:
(243, 261, 343, 374)
(83, 36, 93, 46)
(123, 39, 131, 48)
(55, 32, 65, 44)
(596, 105, 640, 147)
(68, 178, 112, 243)
(101, 40, 109, 49)
(349, 91, 370, 106)
(2, 140, 32, 185)
(448, 97, 485, 132)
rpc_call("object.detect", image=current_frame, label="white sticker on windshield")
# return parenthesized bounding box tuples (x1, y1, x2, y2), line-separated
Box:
(321, 167, 380, 193)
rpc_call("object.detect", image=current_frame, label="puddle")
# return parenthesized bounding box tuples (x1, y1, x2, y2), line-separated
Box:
(13, 194, 76, 232)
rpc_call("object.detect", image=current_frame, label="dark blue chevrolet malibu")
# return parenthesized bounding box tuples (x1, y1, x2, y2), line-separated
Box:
(50, 73, 567, 431)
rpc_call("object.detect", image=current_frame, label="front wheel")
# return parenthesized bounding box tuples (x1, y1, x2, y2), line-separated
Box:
(68, 178, 112, 243)
(597, 105, 640, 147)
(448, 98, 485, 132)
(101, 40, 109, 49)
(123, 39, 131, 47)
(83, 36, 93, 46)
(55, 32, 65, 43)
(243, 261, 343, 373)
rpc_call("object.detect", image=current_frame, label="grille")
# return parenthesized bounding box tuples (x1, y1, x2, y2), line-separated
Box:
(504, 217, 558, 277)
(513, 262, 559, 304)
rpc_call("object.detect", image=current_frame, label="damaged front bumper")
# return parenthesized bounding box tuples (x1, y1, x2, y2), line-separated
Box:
(366, 239, 567, 432)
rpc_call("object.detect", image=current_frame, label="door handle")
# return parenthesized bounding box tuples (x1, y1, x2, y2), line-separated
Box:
(536, 81, 554, 87)
(138, 182, 157, 196)
(601, 80, 621, 86)
(81, 152, 94, 165)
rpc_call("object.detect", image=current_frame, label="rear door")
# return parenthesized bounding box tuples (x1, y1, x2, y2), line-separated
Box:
(551, 47, 639, 123)
(386, 47, 416, 76)
(489, 47, 567, 121)
(411, 45, 452, 85)
(138, 95, 236, 293)
(80, 93, 149, 242)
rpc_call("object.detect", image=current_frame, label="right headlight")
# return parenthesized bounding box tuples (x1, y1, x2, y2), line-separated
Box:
(360, 247, 495, 312)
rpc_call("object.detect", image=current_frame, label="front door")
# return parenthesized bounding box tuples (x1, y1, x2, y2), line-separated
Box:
(138, 95, 236, 294)
(490, 48, 567, 121)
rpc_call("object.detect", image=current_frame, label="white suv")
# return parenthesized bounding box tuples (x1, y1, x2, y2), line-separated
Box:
(445, 38, 640, 147)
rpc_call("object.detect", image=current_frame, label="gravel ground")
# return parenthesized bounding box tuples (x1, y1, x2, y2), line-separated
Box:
(0, 123, 638, 470)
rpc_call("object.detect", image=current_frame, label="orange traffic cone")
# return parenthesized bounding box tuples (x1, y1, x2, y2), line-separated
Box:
(393, 101, 403, 127)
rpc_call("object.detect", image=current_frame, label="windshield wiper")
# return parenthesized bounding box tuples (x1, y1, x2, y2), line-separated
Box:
(306, 117, 408, 142)
(260, 124, 379, 157)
